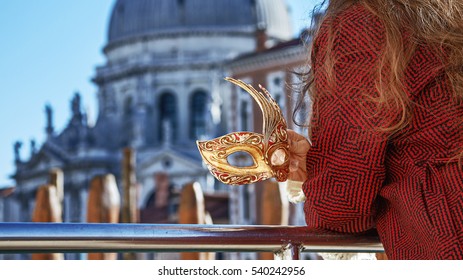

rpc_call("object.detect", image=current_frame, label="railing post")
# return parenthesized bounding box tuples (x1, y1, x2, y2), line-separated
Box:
(31, 184, 63, 260)
(259, 181, 288, 260)
(48, 168, 64, 210)
(121, 148, 139, 260)
(376, 252, 389, 260)
(274, 243, 302, 260)
(178, 182, 215, 260)
(87, 174, 121, 260)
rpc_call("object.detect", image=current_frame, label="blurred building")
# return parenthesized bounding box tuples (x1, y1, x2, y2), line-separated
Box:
(0, 186, 16, 222)
(7, 0, 310, 256)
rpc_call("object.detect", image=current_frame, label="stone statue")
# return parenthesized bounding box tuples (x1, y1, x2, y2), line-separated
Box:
(72, 93, 81, 115)
(14, 141, 22, 162)
(45, 104, 54, 135)
(71, 93, 83, 123)
(30, 139, 37, 155)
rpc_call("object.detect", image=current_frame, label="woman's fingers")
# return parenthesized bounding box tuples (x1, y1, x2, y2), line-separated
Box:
(290, 139, 311, 154)
(287, 130, 311, 154)
(287, 129, 307, 141)
(286, 129, 310, 183)
(289, 159, 299, 172)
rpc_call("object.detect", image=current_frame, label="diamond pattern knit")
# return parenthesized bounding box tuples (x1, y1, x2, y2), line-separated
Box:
(303, 4, 463, 259)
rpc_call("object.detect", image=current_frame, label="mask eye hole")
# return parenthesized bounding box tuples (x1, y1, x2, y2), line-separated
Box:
(227, 151, 255, 167)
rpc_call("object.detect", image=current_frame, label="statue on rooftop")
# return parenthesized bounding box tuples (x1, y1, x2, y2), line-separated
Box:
(14, 141, 22, 163)
(45, 104, 54, 135)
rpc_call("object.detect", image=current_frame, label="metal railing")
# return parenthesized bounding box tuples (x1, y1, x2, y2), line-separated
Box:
(0, 223, 383, 260)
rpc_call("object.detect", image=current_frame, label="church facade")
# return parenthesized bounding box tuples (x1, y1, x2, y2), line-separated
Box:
(6, 0, 309, 247)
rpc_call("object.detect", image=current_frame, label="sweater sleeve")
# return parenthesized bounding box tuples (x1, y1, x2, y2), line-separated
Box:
(303, 5, 388, 233)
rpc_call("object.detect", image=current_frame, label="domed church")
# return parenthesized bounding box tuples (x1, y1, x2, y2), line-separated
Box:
(7, 0, 308, 251)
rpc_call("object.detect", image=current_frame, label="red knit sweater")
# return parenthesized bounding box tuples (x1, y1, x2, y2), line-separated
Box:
(303, 4, 463, 259)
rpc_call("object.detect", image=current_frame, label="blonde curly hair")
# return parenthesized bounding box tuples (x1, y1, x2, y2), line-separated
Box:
(297, 0, 463, 137)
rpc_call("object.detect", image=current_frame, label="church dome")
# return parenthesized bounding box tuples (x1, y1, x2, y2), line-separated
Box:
(107, 0, 292, 45)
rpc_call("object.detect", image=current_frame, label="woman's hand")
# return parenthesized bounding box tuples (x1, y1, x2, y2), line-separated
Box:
(287, 129, 311, 183)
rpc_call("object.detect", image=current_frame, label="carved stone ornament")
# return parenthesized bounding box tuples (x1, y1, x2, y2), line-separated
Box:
(197, 78, 289, 185)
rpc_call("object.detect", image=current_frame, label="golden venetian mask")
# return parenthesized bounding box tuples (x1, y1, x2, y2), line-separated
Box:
(196, 78, 289, 185)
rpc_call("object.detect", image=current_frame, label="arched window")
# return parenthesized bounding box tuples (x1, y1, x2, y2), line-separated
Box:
(238, 85, 252, 132)
(158, 92, 177, 142)
(123, 96, 133, 116)
(240, 100, 249, 131)
(122, 96, 133, 145)
(274, 94, 281, 107)
(190, 91, 208, 139)
(268, 74, 286, 116)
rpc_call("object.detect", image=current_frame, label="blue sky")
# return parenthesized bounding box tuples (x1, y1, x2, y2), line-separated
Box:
(0, 0, 321, 187)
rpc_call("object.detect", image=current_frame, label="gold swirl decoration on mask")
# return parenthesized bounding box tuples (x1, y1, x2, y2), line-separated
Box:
(197, 78, 289, 185)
